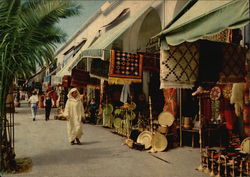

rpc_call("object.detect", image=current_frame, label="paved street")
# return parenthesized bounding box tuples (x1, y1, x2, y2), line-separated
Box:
(4, 102, 207, 177)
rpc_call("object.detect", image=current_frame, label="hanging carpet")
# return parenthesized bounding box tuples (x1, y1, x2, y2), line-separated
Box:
(160, 41, 200, 89)
(108, 50, 143, 85)
(90, 58, 109, 80)
(70, 68, 90, 88)
(160, 40, 247, 89)
(218, 43, 247, 83)
(59, 75, 71, 87)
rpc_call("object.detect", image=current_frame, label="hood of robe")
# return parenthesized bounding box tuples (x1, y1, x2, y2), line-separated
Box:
(67, 88, 81, 101)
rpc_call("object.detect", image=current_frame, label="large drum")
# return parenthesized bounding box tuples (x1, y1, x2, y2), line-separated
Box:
(137, 131, 153, 149)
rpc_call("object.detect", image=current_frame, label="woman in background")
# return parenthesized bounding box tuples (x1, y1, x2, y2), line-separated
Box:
(28, 91, 39, 121)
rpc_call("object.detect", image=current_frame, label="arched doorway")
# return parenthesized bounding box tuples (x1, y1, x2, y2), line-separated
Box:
(134, 9, 164, 115)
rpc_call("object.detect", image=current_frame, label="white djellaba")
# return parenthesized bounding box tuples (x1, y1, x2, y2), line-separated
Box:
(63, 88, 85, 143)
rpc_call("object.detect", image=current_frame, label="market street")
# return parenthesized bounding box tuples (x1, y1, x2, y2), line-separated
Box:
(4, 102, 207, 177)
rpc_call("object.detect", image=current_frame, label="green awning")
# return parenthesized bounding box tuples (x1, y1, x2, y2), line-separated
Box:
(156, 0, 250, 49)
(76, 3, 154, 61)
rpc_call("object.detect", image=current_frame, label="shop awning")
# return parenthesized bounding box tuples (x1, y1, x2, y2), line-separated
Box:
(156, 0, 250, 49)
(72, 3, 154, 63)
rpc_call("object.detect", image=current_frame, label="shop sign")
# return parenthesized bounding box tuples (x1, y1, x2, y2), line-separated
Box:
(146, 38, 160, 54)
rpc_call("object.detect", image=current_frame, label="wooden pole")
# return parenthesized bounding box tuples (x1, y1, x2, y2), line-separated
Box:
(197, 95, 203, 171)
(149, 96, 153, 133)
(179, 89, 182, 147)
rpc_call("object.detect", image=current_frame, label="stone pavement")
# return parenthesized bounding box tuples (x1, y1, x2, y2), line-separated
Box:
(3, 102, 208, 177)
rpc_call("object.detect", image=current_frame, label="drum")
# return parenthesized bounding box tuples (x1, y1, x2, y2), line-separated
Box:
(151, 132, 168, 152)
(240, 137, 250, 154)
(183, 117, 192, 129)
(158, 111, 175, 127)
(137, 131, 153, 149)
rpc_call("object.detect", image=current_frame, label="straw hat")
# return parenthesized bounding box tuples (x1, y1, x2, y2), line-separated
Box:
(125, 111, 136, 120)
(137, 131, 153, 149)
(113, 118, 122, 128)
(103, 104, 113, 115)
(114, 109, 122, 115)
(240, 137, 250, 154)
(158, 111, 175, 127)
(151, 132, 168, 152)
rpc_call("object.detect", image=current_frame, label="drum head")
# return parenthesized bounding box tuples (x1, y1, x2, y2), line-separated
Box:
(240, 137, 250, 154)
(151, 132, 168, 152)
(137, 131, 152, 149)
(158, 111, 175, 127)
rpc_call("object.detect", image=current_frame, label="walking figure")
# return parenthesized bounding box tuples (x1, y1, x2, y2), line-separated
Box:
(89, 98, 98, 124)
(44, 93, 53, 121)
(28, 91, 39, 121)
(64, 88, 85, 145)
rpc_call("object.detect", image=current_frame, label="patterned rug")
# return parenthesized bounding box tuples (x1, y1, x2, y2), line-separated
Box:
(160, 40, 247, 89)
(108, 50, 143, 85)
(70, 68, 90, 88)
(90, 58, 109, 80)
(218, 43, 247, 83)
(160, 42, 200, 89)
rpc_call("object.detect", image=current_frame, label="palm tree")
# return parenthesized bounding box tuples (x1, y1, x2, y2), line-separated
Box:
(0, 0, 80, 171)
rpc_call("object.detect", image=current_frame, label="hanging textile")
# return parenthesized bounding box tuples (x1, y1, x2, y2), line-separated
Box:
(160, 41, 199, 89)
(161, 40, 248, 89)
(230, 83, 246, 139)
(59, 75, 71, 87)
(90, 58, 109, 80)
(70, 68, 90, 88)
(108, 50, 143, 85)
(162, 88, 177, 116)
(218, 43, 247, 83)
(202, 29, 231, 43)
(120, 84, 130, 103)
(243, 82, 250, 136)
(142, 54, 160, 72)
(201, 98, 212, 124)
(87, 77, 100, 90)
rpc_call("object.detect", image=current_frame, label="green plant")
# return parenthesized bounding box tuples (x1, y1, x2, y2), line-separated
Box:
(0, 0, 80, 171)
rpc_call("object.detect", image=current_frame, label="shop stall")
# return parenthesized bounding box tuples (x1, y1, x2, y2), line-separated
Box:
(153, 0, 250, 176)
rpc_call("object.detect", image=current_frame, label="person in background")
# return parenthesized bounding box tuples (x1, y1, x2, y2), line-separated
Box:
(63, 88, 85, 145)
(89, 98, 98, 124)
(28, 91, 39, 121)
(44, 93, 54, 121)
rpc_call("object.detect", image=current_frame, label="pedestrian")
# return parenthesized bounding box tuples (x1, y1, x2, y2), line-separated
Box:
(44, 93, 53, 121)
(89, 98, 98, 124)
(63, 88, 85, 145)
(28, 91, 39, 121)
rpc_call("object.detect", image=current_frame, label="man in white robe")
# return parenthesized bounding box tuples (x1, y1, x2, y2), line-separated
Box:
(64, 88, 85, 145)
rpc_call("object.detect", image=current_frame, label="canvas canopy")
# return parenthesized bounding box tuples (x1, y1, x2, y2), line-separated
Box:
(155, 0, 250, 49)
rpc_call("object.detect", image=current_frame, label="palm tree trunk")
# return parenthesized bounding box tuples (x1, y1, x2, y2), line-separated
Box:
(0, 76, 15, 171)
